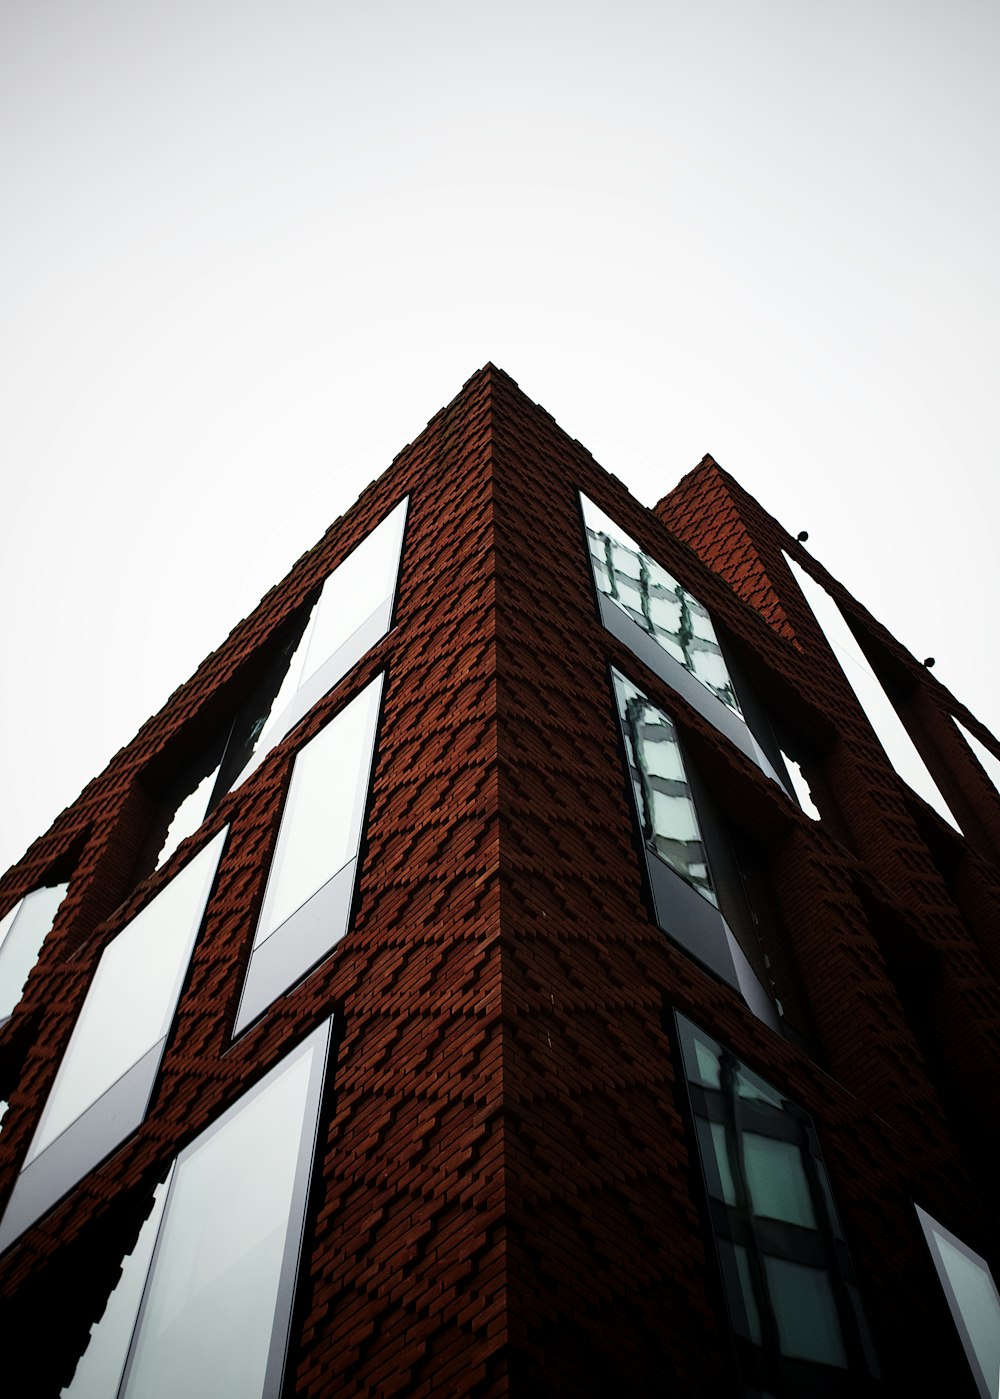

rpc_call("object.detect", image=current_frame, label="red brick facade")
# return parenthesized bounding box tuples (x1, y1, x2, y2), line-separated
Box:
(1, 365, 999, 1394)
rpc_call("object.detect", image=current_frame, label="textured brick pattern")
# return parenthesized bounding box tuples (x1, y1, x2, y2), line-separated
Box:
(0, 366, 999, 1395)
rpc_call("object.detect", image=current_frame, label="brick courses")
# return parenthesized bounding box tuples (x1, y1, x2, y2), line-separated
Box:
(1, 365, 999, 1394)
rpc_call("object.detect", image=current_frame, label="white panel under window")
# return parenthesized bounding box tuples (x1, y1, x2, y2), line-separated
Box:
(234, 675, 383, 1034)
(0, 881, 68, 1022)
(955, 718, 1000, 798)
(916, 1205, 1000, 1399)
(783, 552, 960, 832)
(235, 498, 406, 788)
(0, 829, 228, 1253)
(62, 1020, 332, 1399)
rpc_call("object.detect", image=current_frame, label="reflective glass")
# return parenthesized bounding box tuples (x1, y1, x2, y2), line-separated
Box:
(763, 1257, 848, 1367)
(744, 1134, 817, 1229)
(0, 881, 68, 1021)
(239, 497, 407, 785)
(28, 829, 227, 1162)
(235, 677, 382, 1033)
(612, 671, 717, 905)
(678, 1015, 876, 1390)
(300, 497, 407, 686)
(62, 1169, 174, 1398)
(917, 1205, 1000, 1399)
(783, 552, 959, 831)
(256, 675, 382, 946)
(120, 1022, 330, 1399)
(582, 494, 741, 716)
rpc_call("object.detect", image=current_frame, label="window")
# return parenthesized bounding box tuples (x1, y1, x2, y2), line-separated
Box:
(138, 497, 406, 880)
(234, 673, 383, 1034)
(229, 496, 406, 792)
(0, 827, 228, 1253)
(583, 492, 741, 713)
(783, 551, 960, 832)
(676, 1014, 878, 1394)
(0, 880, 68, 1023)
(62, 1019, 333, 1399)
(613, 670, 778, 1028)
(582, 494, 792, 794)
(916, 1205, 1000, 1399)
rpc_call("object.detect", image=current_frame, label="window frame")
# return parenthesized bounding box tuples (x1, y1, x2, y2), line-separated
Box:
(915, 1204, 1000, 1399)
(0, 827, 229, 1254)
(581, 492, 794, 796)
(611, 668, 779, 1029)
(233, 672, 384, 1036)
(675, 1012, 879, 1393)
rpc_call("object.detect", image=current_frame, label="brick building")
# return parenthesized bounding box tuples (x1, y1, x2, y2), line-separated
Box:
(2, 363, 1000, 1396)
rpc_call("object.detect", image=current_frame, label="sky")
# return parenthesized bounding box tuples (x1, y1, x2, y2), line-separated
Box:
(0, 0, 997, 877)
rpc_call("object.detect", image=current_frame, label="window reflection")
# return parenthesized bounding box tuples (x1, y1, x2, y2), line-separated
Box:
(613, 670, 717, 905)
(583, 494, 741, 716)
(677, 1014, 878, 1394)
(61, 1022, 332, 1399)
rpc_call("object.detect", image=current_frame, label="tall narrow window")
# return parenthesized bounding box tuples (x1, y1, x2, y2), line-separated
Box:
(0, 828, 228, 1253)
(230, 496, 406, 790)
(676, 1014, 878, 1394)
(613, 670, 778, 1028)
(0, 880, 68, 1024)
(62, 1020, 333, 1399)
(582, 494, 791, 792)
(916, 1206, 1000, 1399)
(234, 673, 383, 1034)
(783, 551, 959, 832)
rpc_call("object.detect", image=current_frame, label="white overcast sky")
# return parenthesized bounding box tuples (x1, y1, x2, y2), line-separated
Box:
(1, 0, 997, 876)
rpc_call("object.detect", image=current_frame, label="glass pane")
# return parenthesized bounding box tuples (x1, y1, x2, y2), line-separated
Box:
(613, 672, 717, 906)
(763, 1256, 848, 1367)
(300, 497, 407, 685)
(676, 1014, 875, 1386)
(29, 829, 227, 1161)
(239, 496, 407, 787)
(582, 494, 742, 716)
(706, 1119, 737, 1206)
(121, 1026, 327, 1399)
(257, 676, 381, 944)
(744, 1134, 817, 1229)
(932, 1225, 1000, 1398)
(62, 1170, 174, 1398)
(0, 882, 68, 1020)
